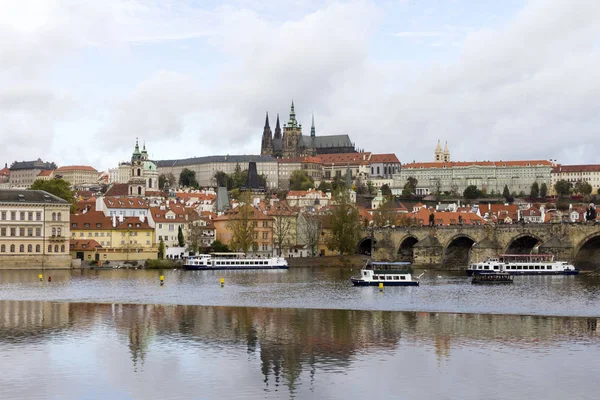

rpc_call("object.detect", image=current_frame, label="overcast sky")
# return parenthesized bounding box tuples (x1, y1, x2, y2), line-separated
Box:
(1, 0, 599, 171)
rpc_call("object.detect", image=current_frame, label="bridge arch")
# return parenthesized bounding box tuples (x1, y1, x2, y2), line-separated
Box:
(356, 237, 374, 256)
(443, 234, 476, 267)
(574, 233, 600, 270)
(397, 235, 419, 263)
(504, 233, 543, 254)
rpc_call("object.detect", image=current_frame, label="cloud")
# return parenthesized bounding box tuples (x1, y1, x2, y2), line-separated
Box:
(393, 31, 449, 38)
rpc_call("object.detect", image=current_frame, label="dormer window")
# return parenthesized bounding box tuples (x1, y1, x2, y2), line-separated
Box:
(84, 223, 90, 228)
(96, 223, 102, 228)
(128, 223, 132, 228)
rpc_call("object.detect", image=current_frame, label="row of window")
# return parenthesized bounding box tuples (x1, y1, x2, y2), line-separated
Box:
(1, 227, 43, 237)
(0, 211, 63, 221)
(253, 232, 269, 239)
(0, 244, 65, 253)
(373, 275, 407, 280)
(74, 232, 112, 237)
(252, 222, 270, 227)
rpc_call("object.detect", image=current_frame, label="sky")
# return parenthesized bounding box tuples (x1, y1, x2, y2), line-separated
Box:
(1, 0, 599, 172)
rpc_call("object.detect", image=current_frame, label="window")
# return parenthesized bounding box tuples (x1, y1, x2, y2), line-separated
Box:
(19, 227, 25, 236)
(0, 228, 5, 236)
(48, 245, 52, 252)
(54, 245, 59, 253)
(10, 244, 15, 252)
(1, 211, 5, 220)
(57, 213, 61, 221)
(20, 211, 25, 220)
(61, 245, 65, 252)
(262, 221, 268, 228)
(52, 228, 56, 236)
(28, 228, 33, 237)
(10, 227, 16, 236)
(95, 232, 98, 237)
(158, 224, 162, 229)
(72, 223, 77, 228)
(20, 244, 24, 253)
(36, 245, 40, 252)
(11, 211, 16, 220)
(79, 233, 84, 237)
(52, 212, 56, 221)
(0, 245, 4, 252)
(253, 222, 258, 227)
(262, 232, 268, 239)
(27, 244, 32, 252)
(36, 212, 41, 221)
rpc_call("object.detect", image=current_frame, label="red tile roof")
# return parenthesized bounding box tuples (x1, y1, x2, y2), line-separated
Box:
(213, 205, 273, 221)
(315, 152, 371, 165)
(369, 154, 400, 163)
(104, 183, 129, 196)
(71, 211, 113, 229)
(38, 170, 54, 177)
(113, 217, 152, 230)
(70, 239, 102, 251)
(103, 196, 149, 209)
(55, 165, 98, 173)
(552, 164, 600, 173)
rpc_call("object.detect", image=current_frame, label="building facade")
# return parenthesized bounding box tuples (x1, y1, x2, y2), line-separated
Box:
(128, 140, 159, 196)
(260, 101, 357, 158)
(213, 205, 274, 257)
(393, 143, 553, 196)
(551, 164, 600, 195)
(0, 189, 71, 269)
(8, 159, 57, 188)
(54, 165, 99, 187)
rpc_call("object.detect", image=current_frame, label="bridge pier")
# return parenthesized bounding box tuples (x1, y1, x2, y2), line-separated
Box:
(413, 236, 442, 267)
(470, 237, 501, 264)
(538, 235, 574, 263)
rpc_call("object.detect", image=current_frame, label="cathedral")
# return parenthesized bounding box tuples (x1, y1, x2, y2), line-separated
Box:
(260, 101, 357, 158)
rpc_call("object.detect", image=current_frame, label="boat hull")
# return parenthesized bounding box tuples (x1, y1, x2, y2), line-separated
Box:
(350, 278, 418, 286)
(467, 270, 579, 276)
(184, 265, 288, 271)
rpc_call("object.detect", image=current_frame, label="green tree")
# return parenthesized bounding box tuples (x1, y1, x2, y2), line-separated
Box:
(158, 173, 176, 190)
(380, 184, 392, 196)
(177, 225, 185, 247)
(574, 181, 592, 196)
(179, 168, 199, 188)
(29, 178, 76, 211)
(502, 185, 510, 200)
(210, 240, 230, 253)
(540, 183, 548, 198)
(289, 170, 315, 191)
(228, 192, 257, 254)
(326, 190, 361, 255)
(318, 180, 332, 192)
(530, 181, 539, 198)
(213, 171, 229, 187)
(366, 180, 375, 195)
(463, 185, 482, 199)
(554, 180, 572, 197)
(556, 199, 570, 211)
(158, 239, 165, 259)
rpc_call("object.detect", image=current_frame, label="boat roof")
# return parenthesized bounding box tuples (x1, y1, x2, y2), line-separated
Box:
(499, 254, 553, 257)
(368, 261, 411, 265)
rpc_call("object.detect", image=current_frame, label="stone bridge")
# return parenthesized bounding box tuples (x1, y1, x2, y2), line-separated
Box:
(357, 223, 600, 269)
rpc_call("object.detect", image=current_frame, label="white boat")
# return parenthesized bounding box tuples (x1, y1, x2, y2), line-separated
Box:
(467, 254, 579, 276)
(351, 261, 425, 286)
(184, 252, 288, 270)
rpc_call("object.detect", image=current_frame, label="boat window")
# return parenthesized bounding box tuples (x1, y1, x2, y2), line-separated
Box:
(547, 266, 552, 269)
(493, 266, 498, 269)
(401, 276, 406, 280)
(535, 266, 540, 270)
(363, 271, 367, 276)
(394, 276, 399, 280)
(484, 266, 489, 270)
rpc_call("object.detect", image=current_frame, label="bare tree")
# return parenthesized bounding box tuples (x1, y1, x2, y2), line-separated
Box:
(298, 213, 320, 256)
(186, 223, 203, 254)
(228, 192, 257, 254)
(272, 211, 295, 256)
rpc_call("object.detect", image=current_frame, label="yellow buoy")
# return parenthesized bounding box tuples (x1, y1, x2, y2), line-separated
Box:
(38, 274, 43, 282)
(220, 277, 225, 286)
(379, 282, 384, 290)
(159, 275, 164, 286)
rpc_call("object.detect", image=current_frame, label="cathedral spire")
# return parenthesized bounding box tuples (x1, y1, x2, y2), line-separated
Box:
(264, 112, 270, 129)
(288, 100, 297, 127)
(310, 114, 316, 137)
(274, 114, 282, 139)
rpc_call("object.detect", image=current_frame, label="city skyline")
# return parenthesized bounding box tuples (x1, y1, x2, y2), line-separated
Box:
(1, 0, 599, 171)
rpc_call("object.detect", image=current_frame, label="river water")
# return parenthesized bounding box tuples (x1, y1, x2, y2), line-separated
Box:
(1, 268, 599, 399)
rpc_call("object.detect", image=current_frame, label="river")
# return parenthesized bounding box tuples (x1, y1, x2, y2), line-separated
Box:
(0, 268, 599, 399)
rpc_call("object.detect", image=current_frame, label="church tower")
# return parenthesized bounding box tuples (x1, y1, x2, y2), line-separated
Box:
(434, 140, 443, 163)
(129, 138, 146, 197)
(282, 100, 303, 158)
(443, 141, 450, 162)
(260, 112, 273, 156)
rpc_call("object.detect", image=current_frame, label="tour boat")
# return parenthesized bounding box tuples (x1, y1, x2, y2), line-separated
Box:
(184, 252, 288, 270)
(471, 271, 514, 284)
(351, 261, 425, 286)
(467, 254, 579, 276)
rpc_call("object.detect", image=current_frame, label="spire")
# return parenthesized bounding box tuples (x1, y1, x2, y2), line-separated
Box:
(435, 139, 442, 151)
(274, 113, 282, 139)
(261, 111, 273, 156)
(264, 112, 270, 129)
(288, 100, 297, 127)
(310, 114, 316, 137)
(444, 141, 449, 153)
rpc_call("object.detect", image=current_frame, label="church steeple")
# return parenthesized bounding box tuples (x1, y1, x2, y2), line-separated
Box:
(434, 139, 443, 163)
(274, 113, 282, 139)
(261, 111, 273, 156)
(287, 100, 298, 128)
(132, 138, 141, 162)
(443, 141, 450, 162)
(310, 114, 316, 137)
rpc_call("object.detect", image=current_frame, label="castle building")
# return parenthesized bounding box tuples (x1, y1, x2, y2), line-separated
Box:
(261, 101, 357, 158)
(434, 140, 450, 163)
(128, 139, 158, 197)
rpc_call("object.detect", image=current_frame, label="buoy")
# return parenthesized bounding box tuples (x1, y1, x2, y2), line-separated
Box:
(220, 277, 225, 287)
(38, 274, 43, 282)
(48, 276, 51, 282)
(379, 282, 384, 291)
(160, 275, 164, 286)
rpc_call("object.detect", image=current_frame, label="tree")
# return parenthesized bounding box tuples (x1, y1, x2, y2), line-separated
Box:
(158, 239, 165, 259)
(556, 199, 570, 211)
(30, 178, 76, 211)
(298, 213, 320, 256)
(179, 168, 199, 188)
(463, 185, 482, 199)
(210, 240, 230, 253)
(186, 223, 203, 254)
(317, 181, 332, 193)
(326, 190, 361, 255)
(530, 181, 539, 198)
(372, 199, 397, 227)
(380, 184, 392, 197)
(366, 180, 375, 195)
(228, 193, 257, 254)
(450, 183, 459, 197)
(272, 210, 295, 256)
(158, 173, 176, 190)
(213, 171, 228, 187)
(432, 178, 442, 200)
(502, 185, 510, 200)
(158, 174, 167, 190)
(177, 225, 185, 247)
(289, 170, 315, 191)
(540, 183, 548, 198)
(574, 181, 592, 196)
(554, 180, 572, 197)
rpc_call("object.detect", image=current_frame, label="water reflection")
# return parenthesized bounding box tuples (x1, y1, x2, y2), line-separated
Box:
(1, 300, 599, 399)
